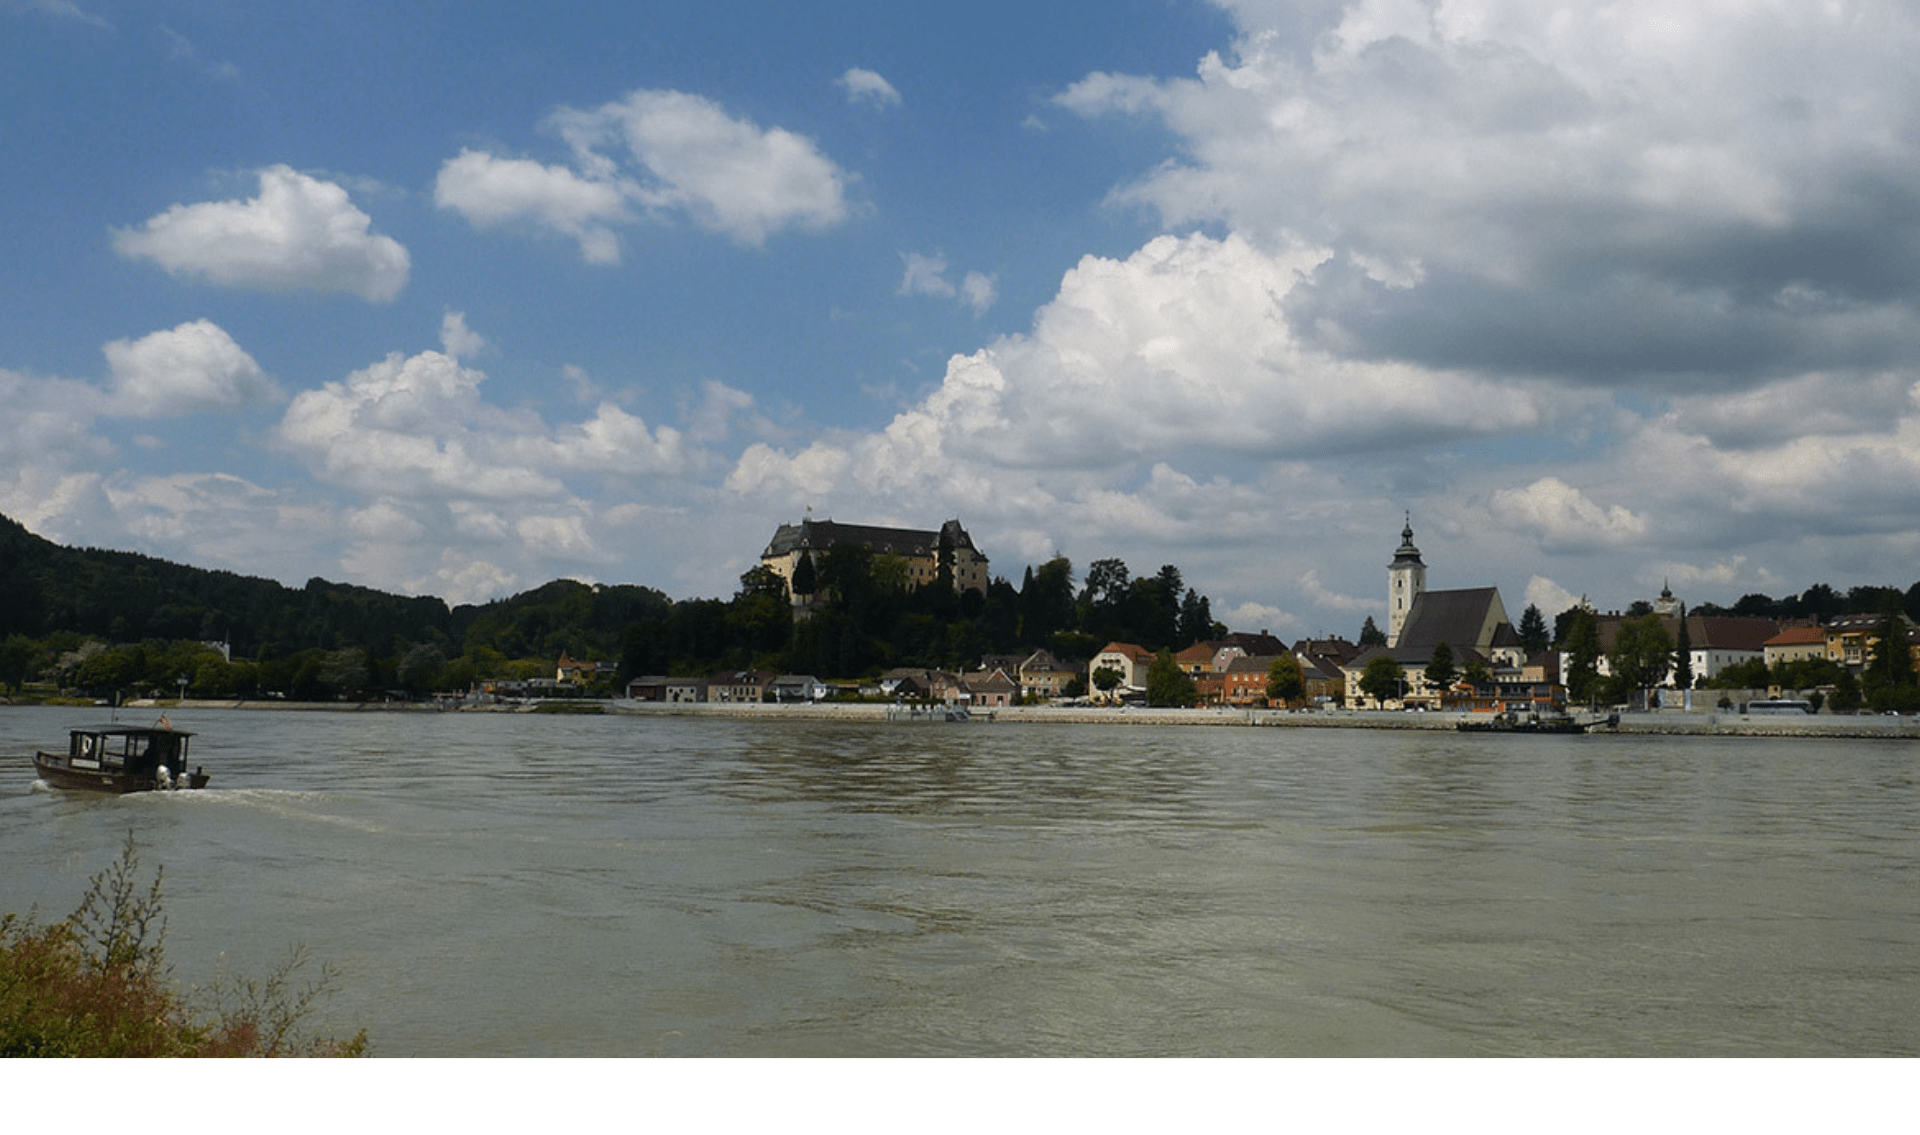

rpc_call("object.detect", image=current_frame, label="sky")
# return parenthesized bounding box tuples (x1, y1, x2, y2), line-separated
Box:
(6, 0, 1920, 639)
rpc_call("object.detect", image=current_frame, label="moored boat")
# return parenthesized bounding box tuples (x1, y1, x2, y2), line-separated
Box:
(1456, 710, 1617, 735)
(33, 721, 209, 793)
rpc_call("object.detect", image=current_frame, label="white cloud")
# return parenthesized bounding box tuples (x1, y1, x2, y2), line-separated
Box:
(555, 89, 850, 246)
(898, 253, 998, 316)
(102, 320, 275, 416)
(433, 149, 630, 264)
(442, 88, 853, 257)
(113, 166, 409, 301)
(1524, 577, 1583, 620)
(959, 272, 998, 316)
(6, 1, 111, 30)
(837, 68, 901, 109)
(899, 252, 956, 299)
(439, 311, 487, 360)
(1488, 477, 1647, 551)
(1056, 2, 1920, 389)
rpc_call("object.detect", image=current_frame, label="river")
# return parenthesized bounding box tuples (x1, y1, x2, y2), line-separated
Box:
(2, 705, 1914, 1057)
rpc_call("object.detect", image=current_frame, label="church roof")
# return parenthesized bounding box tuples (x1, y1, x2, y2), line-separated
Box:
(1397, 587, 1505, 652)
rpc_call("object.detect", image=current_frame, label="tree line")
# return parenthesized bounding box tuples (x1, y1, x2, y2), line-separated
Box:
(1, 512, 1226, 700)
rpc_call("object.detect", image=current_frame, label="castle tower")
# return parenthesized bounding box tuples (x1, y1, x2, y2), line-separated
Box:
(1387, 513, 1426, 648)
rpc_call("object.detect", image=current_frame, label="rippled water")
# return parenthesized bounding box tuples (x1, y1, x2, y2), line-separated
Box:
(2, 706, 1915, 1056)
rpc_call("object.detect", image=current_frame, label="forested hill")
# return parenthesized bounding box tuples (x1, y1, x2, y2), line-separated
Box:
(0, 512, 670, 662)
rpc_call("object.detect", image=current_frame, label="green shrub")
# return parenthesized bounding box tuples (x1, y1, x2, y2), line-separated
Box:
(0, 834, 366, 1057)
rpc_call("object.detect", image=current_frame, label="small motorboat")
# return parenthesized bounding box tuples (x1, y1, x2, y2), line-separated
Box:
(33, 720, 209, 793)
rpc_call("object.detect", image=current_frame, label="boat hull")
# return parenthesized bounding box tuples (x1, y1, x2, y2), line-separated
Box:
(33, 752, 209, 793)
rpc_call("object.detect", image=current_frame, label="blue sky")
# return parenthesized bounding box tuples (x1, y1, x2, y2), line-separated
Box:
(7, 0, 1920, 638)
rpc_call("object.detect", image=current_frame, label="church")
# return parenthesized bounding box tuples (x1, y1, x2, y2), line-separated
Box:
(1343, 517, 1527, 708)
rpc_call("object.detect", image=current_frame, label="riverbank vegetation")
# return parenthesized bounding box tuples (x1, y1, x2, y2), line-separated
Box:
(6, 510, 1920, 704)
(0, 835, 366, 1057)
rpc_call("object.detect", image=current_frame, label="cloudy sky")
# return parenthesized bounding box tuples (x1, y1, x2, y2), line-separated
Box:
(7, 0, 1920, 636)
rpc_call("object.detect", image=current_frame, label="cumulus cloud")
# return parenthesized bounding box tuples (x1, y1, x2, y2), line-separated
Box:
(113, 166, 409, 301)
(439, 311, 487, 360)
(102, 320, 275, 416)
(837, 68, 901, 108)
(433, 150, 630, 264)
(440, 88, 853, 256)
(898, 252, 998, 316)
(1058, 1, 1920, 390)
(1488, 477, 1647, 552)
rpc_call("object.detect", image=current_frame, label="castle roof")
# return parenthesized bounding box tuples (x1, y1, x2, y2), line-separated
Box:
(762, 518, 980, 560)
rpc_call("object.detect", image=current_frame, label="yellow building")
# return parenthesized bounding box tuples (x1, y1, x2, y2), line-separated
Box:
(760, 517, 989, 603)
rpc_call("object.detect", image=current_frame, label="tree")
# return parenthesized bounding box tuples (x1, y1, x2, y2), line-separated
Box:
(1517, 604, 1550, 655)
(1358, 616, 1387, 647)
(787, 552, 817, 602)
(1358, 655, 1404, 707)
(1563, 606, 1603, 706)
(1266, 655, 1305, 706)
(1608, 614, 1672, 701)
(1020, 556, 1075, 642)
(1423, 641, 1457, 692)
(1672, 607, 1694, 690)
(1863, 604, 1919, 712)
(1145, 650, 1197, 707)
(1091, 665, 1124, 700)
(1462, 657, 1493, 687)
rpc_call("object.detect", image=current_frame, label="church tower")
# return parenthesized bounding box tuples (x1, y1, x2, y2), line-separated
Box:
(1387, 513, 1426, 648)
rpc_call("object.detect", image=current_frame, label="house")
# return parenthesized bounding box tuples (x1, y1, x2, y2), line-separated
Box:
(959, 669, 1018, 708)
(627, 675, 706, 703)
(1016, 649, 1078, 700)
(1764, 625, 1828, 668)
(556, 651, 614, 686)
(1220, 655, 1282, 707)
(1089, 642, 1156, 702)
(760, 516, 989, 604)
(1174, 643, 1217, 678)
(708, 669, 778, 703)
(1822, 613, 1920, 677)
(768, 675, 829, 702)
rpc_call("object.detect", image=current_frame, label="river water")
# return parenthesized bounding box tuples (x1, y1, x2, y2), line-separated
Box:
(2, 705, 1914, 1057)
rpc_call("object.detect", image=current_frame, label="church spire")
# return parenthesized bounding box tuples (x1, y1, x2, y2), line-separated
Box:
(1387, 512, 1427, 648)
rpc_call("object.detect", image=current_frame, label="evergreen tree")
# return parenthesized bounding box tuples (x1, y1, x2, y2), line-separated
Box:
(1358, 616, 1387, 647)
(1517, 604, 1550, 655)
(1423, 641, 1457, 692)
(1672, 606, 1693, 690)
(788, 552, 817, 601)
(1564, 606, 1603, 706)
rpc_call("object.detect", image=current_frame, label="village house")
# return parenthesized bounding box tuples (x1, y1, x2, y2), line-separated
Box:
(627, 675, 705, 703)
(708, 669, 778, 703)
(1763, 625, 1828, 669)
(1016, 649, 1078, 700)
(1088, 642, 1156, 702)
